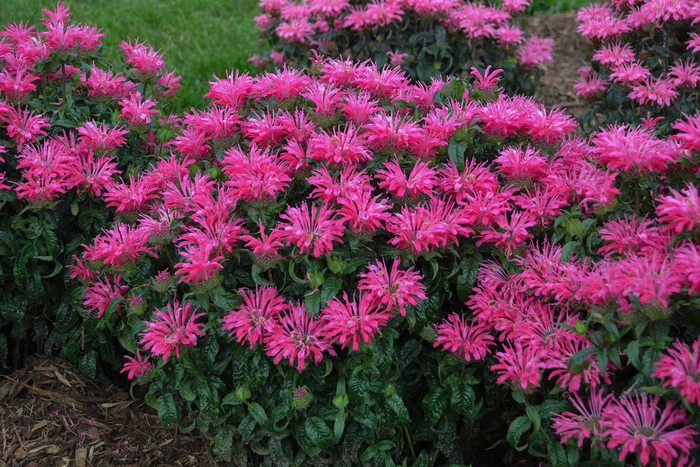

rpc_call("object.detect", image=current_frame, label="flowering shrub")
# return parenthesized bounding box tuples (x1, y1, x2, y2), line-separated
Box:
(0, 4, 179, 375)
(574, 0, 700, 133)
(251, 0, 553, 96)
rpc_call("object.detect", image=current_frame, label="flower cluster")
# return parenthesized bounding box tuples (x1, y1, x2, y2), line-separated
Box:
(253, 0, 552, 96)
(575, 0, 700, 130)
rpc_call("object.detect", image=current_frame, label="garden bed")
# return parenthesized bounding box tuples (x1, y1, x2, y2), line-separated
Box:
(0, 355, 215, 467)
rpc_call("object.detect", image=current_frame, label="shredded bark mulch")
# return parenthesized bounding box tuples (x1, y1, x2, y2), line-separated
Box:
(527, 10, 591, 119)
(0, 355, 215, 467)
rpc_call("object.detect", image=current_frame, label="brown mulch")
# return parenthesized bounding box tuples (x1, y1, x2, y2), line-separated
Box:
(0, 355, 215, 467)
(527, 10, 591, 119)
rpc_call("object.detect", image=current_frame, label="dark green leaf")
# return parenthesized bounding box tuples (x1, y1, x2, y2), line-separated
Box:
(627, 340, 642, 370)
(525, 405, 541, 436)
(321, 276, 343, 303)
(506, 416, 531, 449)
(78, 351, 97, 379)
(421, 387, 448, 426)
(248, 402, 270, 430)
(305, 416, 335, 449)
(334, 410, 346, 441)
(548, 443, 567, 467)
(450, 377, 476, 416)
(157, 394, 178, 428)
(400, 340, 421, 370)
(385, 392, 409, 423)
(360, 444, 379, 461)
(305, 290, 322, 316)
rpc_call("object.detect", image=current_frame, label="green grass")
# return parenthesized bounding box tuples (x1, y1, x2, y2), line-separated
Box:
(0, 0, 262, 110)
(527, 0, 595, 15)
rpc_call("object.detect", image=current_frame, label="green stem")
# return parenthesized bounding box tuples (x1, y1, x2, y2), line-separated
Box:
(403, 426, 416, 459)
(61, 62, 66, 103)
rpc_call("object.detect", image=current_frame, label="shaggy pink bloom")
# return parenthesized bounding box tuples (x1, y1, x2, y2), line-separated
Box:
(591, 124, 680, 173)
(516, 36, 554, 68)
(83, 223, 156, 269)
(609, 61, 651, 85)
(221, 286, 289, 349)
(628, 78, 679, 107)
(337, 190, 392, 236)
(76, 122, 128, 154)
(574, 75, 609, 99)
(358, 258, 426, 316)
(222, 144, 291, 203)
(103, 175, 160, 214)
(546, 338, 609, 392)
(205, 71, 253, 109)
(321, 292, 392, 351)
(434, 313, 495, 362)
(386, 50, 408, 67)
(460, 188, 515, 227)
(375, 159, 438, 200)
(0, 68, 41, 101)
(672, 112, 700, 152)
(264, 303, 335, 371)
(118, 93, 159, 131)
(577, 15, 630, 41)
(653, 338, 700, 405)
(494, 146, 548, 181)
(514, 186, 569, 225)
(364, 0, 404, 27)
(363, 112, 423, 150)
(438, 159, 499, 202)
(82, 66, 135, 100)
(278, 202, 345, 257)
(593, 42, 635, 67)
(600, 393, 697, 466)
(308, 165, 372, 204)
(674, 241, 700, 295)
(478, 95, 536, 138)
(340, 91, 382, 125)
(551, 389, 614, 447)
(120, 39, 165, 77)
(252, 67, 311, 101)
(669, 59, 700, 88)
(83, 274, 129, 318)
(307, 125, 372, 165)
(491, 341, 547, 391)
(598, 216, 666, 256)
(470, 66, 503, 92)
(121, 349, 152, 380)
(494, 24, 525, 47)
(478, 211, 537, 256)
(174, 241, 224, 284)
(308, 0, 350, 16)
(277, 110, 316, 142)
(688, 33, 700, 54)
(526, 106, 578, 144)
(241, 220, 286, 267)
(302, 81, 343, 116)
(241, 110, 285, 147)
(0, 105, 50, 149)
(276, 18, 315, 43)
(656, 183, 700, 233)
(140, 300, 206, 363)
(66, 255, 99, 282)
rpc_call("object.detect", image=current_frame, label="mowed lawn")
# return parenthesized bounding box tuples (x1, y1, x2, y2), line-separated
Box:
(0, 0, 262, 110)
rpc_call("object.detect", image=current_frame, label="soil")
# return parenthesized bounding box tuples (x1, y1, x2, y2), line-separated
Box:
(527, 10, 590, 120)
(0, 12, 585, 467)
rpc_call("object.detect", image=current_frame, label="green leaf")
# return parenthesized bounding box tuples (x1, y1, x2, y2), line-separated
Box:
(360, 444, 379, 462)
(447, 137, 468, 172)
(305, 416, 335, 449)
(567, 447, 579, 466)
(450, 377, 476, 416)
(506, 416, 531, 450)
(305, 290, 322, 316)
(456, 255, 481, 302)
(421, 387, 448, 426)
(248, 402, 270, 430)
(157, 394, 178, 428)
(411, 451, 430, 467)
(78, 351, 97, 379)
(385, 392, 409, 423)
(568, 346, 596, 372)
(525, 405, 541, 436)
(400, 340, 421, 370)
(641, 386, 672, 396)
(321, 276, 343, 303)
(203, 336, 219, 364)
(178, 384, 196, 402)
(144, 393, 157, 409)
(627, 340, 642, 370)
(548, 443, 567, 467)
(334, 410, 347, 441)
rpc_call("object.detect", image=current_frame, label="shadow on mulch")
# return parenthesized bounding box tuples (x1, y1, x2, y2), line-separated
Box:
(0, 355, 215, 467)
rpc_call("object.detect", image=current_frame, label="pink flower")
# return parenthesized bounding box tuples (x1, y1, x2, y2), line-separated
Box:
(83, 223, 156, 269)
(600, 393, 697, 467)
(477, 211, 537, 257)
(221, 286, 289, 349)
(574, 74, 609, 99)
(516, 36, 554, 68)
(491, 341, 547, 391)
(591, 124, 680, 173)
(76, 122, 128, 154)
(222, 144, 291, 203)
(321, 292, 392, 351)
(140, 300, 206, 363)
(386, 50, 408, 67)
(609, 61, 651, 85)
(656, 183, 700, 234)
(118, 92, 159, 131)
(337, 190, 392, 236)
(375, 159, 438, 200)
(120, 39, 165, 77)
(121, 349, 152, 380)
(628, 78, 679, 107)
(240, 220, 286, 267)
(434, 313, 495, 362)
(593, 42, 635, 67)
(82, 65, 135, 100)
(83, 274, 129, 318)
(264, 303, 335, 371)
(494, 146, 548, 182)
(252, 67, 311, 102)
(174, 240, 225, 284)
(340, 91, 382, 125)
(672, 112, 700, 152)
(278, 202, 345, 257)
(358, 258, 426, 316)
(551, 389, 614, 447)
(0, 68, 41, 102)
(0, 105, 50, 149)
(653, 338, 700, 405)
(205, 71, 253, 110)
(598, 216, 667, 256)
(674, 241, 700, 295)
(669, 59, 700, 88)
(687, 33, 700, 54)
(526, 106, 578, 144)
(307, 125, 372, 165)
(362, 112, 422, 151)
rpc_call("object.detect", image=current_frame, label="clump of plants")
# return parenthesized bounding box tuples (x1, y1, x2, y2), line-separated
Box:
(574, 0, 700, 133)
(251, 0, 553, 96)
(0, 3, 179, 375)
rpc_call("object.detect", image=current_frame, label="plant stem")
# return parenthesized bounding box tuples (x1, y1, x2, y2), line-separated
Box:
(404, 426, 416, 459)
(61, 62, 67, 103)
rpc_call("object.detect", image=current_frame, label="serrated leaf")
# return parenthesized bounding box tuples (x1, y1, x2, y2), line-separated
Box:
(334, 410, 346, 441)
(157, 394, 178, 428)
(525, 405, 541, 436)
(456, 256, 480, 302)
(248, 402, 270, 430)
(400, 340, 421, 370)
(385, 392, 409, 423)
(450, 378, 476, 416)
(78, 351, 97, 379)
(568, 346, 595, 372)
(421, 387, 448, 426)
(627, 340, 642, 370)
(548, 443, 567, 467)
(321, 276, 343, 303)
(506, 416, 531, 449)
(360, 444, 379, 461)
(305, 290, 321, 316)
(305, 416, 335, 449)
